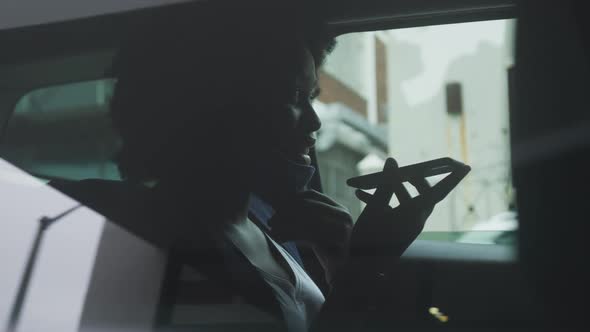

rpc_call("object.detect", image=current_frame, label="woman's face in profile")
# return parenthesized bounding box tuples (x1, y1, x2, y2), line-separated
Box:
(263, 46, 322, 166)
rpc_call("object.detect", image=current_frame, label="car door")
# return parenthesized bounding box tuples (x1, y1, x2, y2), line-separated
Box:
(1, 1, 562, 331)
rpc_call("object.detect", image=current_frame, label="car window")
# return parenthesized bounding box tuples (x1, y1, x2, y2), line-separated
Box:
(1, 20, 517, 246)
(314, 19, 517, 243)
(0, 79, 120, 181)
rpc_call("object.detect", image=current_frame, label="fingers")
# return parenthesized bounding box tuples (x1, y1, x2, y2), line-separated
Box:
(358, 181, 433, 221)
(347, 157, 399, 191)
(410, 176, 431, 194)
(423, 162, 471, 205)
(347, 157, 456, 189)
(355, 189, 373, 204)
(369, 158, 397, 207)
(346, 172, 383, 189)
(352, 157, 413, 207)
(384, 158, 412, 205)
(392, 179, 412, 205)
(410, 177, 434, 217)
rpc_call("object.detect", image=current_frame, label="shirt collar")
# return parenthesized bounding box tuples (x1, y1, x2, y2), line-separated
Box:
(250, 153, 316, 205)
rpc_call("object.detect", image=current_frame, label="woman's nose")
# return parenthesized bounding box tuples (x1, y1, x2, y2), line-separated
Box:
(303, 103, 322, 133)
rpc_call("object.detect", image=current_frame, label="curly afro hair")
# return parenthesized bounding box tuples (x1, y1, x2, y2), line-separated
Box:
(109, 0, 336, 182)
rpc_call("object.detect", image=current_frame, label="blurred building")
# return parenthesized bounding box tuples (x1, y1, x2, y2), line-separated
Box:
(314, 32, 390, 219)
(315, 20, 516, 230)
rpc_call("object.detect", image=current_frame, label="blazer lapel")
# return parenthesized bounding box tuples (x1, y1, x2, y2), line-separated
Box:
(218, 237, 285, 321)
(176, 234, 286, 326)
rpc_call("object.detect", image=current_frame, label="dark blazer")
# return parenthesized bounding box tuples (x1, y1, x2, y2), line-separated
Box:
(49, 179, 328, 331)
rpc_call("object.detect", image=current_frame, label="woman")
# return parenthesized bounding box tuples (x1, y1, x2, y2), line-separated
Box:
(108, 1, 433, 331)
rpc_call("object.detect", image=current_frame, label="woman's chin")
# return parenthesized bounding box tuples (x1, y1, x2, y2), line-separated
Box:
(288, 153, 312, 166)
(271, 150, 312, 166)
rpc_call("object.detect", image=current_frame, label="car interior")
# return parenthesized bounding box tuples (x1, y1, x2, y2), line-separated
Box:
(1, 0, 588, 331)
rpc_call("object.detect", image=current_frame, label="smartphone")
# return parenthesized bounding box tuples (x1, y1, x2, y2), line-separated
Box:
(347, 157, 471, 205)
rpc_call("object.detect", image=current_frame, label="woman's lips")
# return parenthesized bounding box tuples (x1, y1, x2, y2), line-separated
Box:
(279, 136, 316, 165)
(303, 136, 316, 147)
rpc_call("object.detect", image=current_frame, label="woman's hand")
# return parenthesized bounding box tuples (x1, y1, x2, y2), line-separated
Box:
(348, 158, 434, 265)
(311, 158, 436, 331)
(312, 158, 470, 331)
(347, 156, 470, 267)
